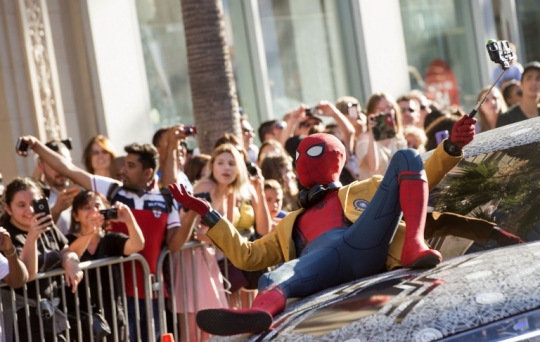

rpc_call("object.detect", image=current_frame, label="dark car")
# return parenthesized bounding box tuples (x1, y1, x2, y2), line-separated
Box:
(214, 117, 540, 342)
(234, 241, 540, 341)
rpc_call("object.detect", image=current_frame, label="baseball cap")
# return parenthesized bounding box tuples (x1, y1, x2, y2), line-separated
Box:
(521, 61, 540, 80)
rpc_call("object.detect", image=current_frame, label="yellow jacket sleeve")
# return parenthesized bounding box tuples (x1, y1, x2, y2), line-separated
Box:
(424, 141, 462, 190)
(205, 209, 304, 271)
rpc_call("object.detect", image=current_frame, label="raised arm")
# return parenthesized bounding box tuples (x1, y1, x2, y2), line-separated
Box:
(249, 168, 272, 236)
(18, 213, 52, 281)
(18, 136, 93, 190)
(115, 202, 145, 255)
(316, 101, 356, 152)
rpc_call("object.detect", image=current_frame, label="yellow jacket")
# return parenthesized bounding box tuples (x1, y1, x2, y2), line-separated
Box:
(207, 143, 461, 271)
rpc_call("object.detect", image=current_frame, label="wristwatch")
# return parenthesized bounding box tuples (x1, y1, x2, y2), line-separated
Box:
(201, 209, 222, 228)
(444, 140, 462, 157)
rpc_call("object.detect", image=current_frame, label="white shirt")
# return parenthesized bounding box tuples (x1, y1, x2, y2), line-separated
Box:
(0, 253, 9, 280)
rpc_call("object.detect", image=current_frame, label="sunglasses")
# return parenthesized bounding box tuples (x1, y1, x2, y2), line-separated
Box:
(401, 107, 416, 113)
(242, 128, 255, 135)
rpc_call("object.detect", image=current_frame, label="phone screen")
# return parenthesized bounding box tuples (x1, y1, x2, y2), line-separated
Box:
(348, 105, 359, 120)
(435, 130, 450, 145)
(371, 113, 397, 141)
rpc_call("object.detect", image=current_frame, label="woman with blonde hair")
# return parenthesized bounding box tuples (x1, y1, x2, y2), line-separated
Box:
(82, 135, 117, 177)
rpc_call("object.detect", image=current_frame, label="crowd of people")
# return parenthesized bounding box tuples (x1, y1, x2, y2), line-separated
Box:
(0, 55, 538, 341)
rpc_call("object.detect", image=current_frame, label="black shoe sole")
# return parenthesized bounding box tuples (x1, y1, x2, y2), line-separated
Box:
(409, 254, 441, 268)
(196, 308, 273, 336)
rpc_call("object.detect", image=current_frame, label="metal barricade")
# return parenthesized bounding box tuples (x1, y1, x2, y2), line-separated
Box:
(0, 237, 259, 341)
(0, 254, 154, 342)
(155, 238, 257, 342)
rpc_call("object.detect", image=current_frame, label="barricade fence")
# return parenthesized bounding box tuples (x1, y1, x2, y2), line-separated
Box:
(0, 241, 256, 342)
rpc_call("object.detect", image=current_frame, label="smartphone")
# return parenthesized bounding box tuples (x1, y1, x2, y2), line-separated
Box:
(15, 137, 29, 154)
(245, 162, 258, 177)
(371, 113, 397, 141)
(184, 125, 197, 136)
(32, 198, 52, 225)
(347, 103, 359, 120)
(435, 130, 450, 145)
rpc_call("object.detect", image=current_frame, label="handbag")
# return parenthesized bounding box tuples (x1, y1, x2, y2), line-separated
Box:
(80, 310, 111, 340)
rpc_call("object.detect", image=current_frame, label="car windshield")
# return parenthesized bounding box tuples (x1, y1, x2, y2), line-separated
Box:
(426, 139, 540, 256)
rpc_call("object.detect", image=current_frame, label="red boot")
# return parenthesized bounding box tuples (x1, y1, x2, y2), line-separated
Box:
(196, 286, 287, 336)
(399, 171, 442, 268)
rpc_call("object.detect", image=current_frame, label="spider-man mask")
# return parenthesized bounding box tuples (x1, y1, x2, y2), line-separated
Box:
(295, 133, 345, 189)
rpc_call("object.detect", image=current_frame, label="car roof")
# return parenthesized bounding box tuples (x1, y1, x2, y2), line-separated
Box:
(237, 241, 540, 341)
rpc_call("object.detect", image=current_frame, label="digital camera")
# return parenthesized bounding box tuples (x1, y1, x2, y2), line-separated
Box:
(371, 113, 397, 141)
(100, 208, 118, 220)
(486, 40, 515, 70)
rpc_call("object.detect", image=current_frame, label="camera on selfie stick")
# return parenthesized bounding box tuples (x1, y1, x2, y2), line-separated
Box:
(469, 40, 515, 118)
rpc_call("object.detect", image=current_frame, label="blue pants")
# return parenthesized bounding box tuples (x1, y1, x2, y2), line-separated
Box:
(259, 149, 424, 297)
(127, 297, 160, 342)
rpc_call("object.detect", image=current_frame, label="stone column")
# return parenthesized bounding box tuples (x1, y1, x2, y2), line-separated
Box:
(0, 0, 66, 179)
(16, 0, 66, 141)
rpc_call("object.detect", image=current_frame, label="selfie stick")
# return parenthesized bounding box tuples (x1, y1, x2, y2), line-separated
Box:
(469, 39, 514, 119)
(468, 68, 506, 119)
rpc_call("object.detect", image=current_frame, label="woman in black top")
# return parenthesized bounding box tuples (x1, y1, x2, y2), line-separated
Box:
(65, 190, 144, 342)
(1, 177, 83, 341)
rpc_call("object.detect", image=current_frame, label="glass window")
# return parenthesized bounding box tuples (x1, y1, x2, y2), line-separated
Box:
(516, 0, 540, 63)
(135, 0, 193, 129)
(257, 0, 352, 117)
(400, 0, 482, 110)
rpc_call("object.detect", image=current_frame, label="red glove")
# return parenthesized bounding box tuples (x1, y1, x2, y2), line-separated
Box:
(492, 227, 523, 247)
(168, 183, 211, 217)
(450, 115, 477, 149)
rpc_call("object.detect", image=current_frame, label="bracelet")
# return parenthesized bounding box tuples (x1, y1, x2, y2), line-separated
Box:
(4, 249, 16, 257)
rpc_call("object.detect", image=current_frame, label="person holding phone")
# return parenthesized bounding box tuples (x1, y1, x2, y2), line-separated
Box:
(65, 190, 144, 341)
(355, 92, 407, 181)
(0, 177, 82, 341)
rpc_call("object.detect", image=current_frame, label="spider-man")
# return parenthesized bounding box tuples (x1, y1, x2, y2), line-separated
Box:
(169, 115, 477, 336)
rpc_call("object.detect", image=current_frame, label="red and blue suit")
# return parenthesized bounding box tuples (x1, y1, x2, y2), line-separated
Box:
(168, 116, 476, 336)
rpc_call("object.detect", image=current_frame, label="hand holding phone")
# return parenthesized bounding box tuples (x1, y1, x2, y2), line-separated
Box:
(15, 137, 30, 156)
(32, 198, 53, 231)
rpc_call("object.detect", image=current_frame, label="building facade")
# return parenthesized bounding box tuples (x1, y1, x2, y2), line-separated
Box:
(0, 0, 538, 180)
